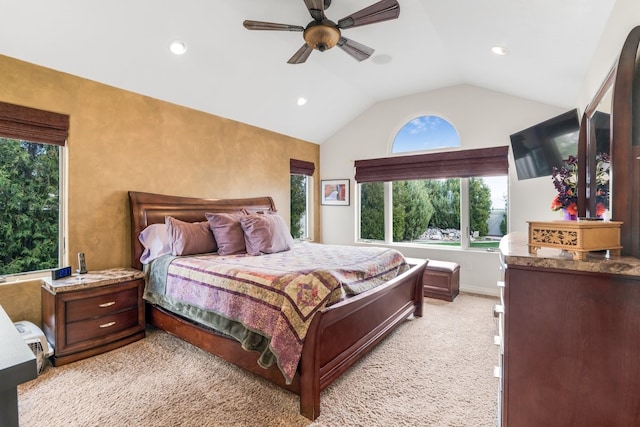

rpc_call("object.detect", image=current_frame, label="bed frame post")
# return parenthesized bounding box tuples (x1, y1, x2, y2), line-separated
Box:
(299, 315, 322, 420)
(411, 258, 425, 318)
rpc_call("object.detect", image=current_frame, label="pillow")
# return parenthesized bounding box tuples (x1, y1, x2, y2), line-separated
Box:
(240, 213, 294, 256)
(138, 223, 172, 264)
(205, 212, 248, 256)
(165, 216, 217, 256)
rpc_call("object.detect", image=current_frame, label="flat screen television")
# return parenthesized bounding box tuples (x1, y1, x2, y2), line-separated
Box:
(510, 108, 580, 180)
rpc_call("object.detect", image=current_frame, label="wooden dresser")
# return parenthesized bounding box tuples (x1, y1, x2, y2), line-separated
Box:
(499, 233, 640, 426)
(41, 268, 145, 366)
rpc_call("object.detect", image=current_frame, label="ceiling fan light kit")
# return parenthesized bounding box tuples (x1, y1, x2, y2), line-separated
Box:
(243, 0, 400, 64)
(304, 21, 340, 51)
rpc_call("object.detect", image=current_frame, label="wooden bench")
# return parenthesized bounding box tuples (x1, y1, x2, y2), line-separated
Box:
(423, 260, 460, 302)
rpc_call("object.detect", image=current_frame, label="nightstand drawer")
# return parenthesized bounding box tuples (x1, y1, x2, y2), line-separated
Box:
(66, 308, 139, 346)
(66, 286, 138, 322)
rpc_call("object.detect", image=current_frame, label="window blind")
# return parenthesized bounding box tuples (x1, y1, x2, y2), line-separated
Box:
(354, 146, 509, 183)
(290, 159, 315, 176)
(0, 101, 69, 146)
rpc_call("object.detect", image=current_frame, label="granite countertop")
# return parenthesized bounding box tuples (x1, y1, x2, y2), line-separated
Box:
(500, 232, 640, 277)
(42, 267, 145, 293)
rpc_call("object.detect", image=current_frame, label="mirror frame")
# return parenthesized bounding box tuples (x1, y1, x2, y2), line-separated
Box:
(579, 66, 615, 218)
(612, 26, 640, 257)
(579, 25, 640, 257)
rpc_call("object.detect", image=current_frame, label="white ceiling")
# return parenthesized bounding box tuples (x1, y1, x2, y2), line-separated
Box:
(0, 0, 617, 144)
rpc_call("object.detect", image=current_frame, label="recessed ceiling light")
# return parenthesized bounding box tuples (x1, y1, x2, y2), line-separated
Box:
(297, 97, 307, 106)
(169, 41, 187, 55)
(491, 46, 509, 56)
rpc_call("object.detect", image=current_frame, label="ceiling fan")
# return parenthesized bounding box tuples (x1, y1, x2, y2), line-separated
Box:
(243, 0, 400, 64)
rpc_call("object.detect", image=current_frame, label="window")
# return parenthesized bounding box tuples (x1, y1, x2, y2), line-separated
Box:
(356, 147, 508, 249)
(392, 115, 460, 153)
(290, 159, 315, 240)
(360, 181, 384, 240)
(290, 174, 310, 239)
(0, 102, 68, 276)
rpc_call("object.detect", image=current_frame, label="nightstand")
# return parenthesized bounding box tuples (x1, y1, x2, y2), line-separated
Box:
(41, 268, 145, 366)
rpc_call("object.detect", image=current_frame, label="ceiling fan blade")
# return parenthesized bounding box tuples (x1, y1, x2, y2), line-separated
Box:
(303, 0, 326, 21)
(243, 20, 304, 32)
(337, 37, 375, 61)
(337, 0, 400, 29)
(288, 44, 313, 64)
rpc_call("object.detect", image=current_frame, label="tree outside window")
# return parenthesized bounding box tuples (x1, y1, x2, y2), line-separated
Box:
(290, 174, 309, 239)
(0, 138, 60, 275)
(359, 177, 507, 248)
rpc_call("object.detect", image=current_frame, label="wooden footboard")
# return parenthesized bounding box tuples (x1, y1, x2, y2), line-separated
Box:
(299, 258, 426, 419)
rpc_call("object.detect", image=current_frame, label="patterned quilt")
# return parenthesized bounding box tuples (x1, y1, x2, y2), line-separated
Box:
(144, 242, 408, 384)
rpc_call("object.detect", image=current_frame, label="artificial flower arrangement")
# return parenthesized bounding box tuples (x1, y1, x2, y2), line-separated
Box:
(551, 153, 610, 218)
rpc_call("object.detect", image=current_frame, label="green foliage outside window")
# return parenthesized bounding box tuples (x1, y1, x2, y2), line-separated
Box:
(359, 178, 495, 242)
(360, 182, 384, 240)
(290, 174, 306, 239)
(500, 203, 508, 235)
(0, 138, 59, 275)
(392, 181, 434, 241)
(425, 179, 460, 230)
(469, 178, 492, 236)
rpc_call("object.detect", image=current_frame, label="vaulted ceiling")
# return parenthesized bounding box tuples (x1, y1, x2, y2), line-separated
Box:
(0, 0, 617, 143)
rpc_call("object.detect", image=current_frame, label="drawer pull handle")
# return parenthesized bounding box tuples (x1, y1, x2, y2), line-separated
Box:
(98, 301, 116, 308)
(99, 321, 116, 328)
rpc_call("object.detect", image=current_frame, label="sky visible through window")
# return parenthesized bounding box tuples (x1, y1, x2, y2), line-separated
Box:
(392, 116, 460, 153)
(484, 176, 508, 210)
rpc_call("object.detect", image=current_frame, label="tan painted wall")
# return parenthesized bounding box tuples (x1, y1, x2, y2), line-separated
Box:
(0, 54, 319, 323)
(0, 280, 42, 325)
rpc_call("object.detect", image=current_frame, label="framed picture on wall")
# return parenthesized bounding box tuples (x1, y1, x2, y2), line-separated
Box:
(321, 179, 350, 206)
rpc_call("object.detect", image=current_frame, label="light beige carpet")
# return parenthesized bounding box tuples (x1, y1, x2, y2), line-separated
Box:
(18, 294, 499, 427)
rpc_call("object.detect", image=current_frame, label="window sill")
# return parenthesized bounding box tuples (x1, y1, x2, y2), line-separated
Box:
(0, 272, 48, 285)
(356, 240, 501, 254)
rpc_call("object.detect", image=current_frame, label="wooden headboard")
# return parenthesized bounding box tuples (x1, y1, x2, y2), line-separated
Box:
(128, 191, 277, 271)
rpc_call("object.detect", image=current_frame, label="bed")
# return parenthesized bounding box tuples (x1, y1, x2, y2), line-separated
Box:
(128, 191, 427, 420)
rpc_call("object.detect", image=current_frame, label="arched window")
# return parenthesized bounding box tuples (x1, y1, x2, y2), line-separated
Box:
(392, 115, 460, 153)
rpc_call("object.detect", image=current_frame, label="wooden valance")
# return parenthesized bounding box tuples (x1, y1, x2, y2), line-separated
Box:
(354, 146, 509, 183)
(290, 159, 315, 176)
(0, 101, 69, 146)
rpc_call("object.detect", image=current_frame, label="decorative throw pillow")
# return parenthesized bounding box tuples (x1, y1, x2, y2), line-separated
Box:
(240, 213, 294, 256)
(205, 212, 248, 256)
(138, 223, 172, 264)
(165, 216, 217, 256)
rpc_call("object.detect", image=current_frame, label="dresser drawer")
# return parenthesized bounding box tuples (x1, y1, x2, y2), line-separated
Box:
(66, 307, 139, 346)
(66, 286, 139, 322)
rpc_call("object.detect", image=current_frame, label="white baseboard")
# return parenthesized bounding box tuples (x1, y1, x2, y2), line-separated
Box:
(460, 284, 500, 297)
